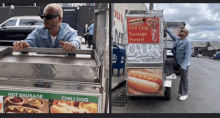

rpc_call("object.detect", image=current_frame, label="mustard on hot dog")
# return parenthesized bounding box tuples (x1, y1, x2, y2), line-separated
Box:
(128, 70, 162, 86)
(127, 76, 160, 93)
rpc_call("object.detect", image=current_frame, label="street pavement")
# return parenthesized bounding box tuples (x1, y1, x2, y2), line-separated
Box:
(111, 57, 220, 113)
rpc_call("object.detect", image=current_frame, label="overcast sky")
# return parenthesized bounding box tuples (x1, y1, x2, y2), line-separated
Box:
(145, 3, 220, 41)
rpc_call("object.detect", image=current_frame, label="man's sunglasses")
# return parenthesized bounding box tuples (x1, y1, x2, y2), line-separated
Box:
(40, 15, 60, 20)
(180, 29, 187, 33)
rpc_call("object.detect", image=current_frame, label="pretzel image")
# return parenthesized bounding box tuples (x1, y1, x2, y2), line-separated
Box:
(147, 18, 158, 29)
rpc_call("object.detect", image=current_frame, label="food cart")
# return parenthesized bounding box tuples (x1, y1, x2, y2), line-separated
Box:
(124, 10, 172, 100)
(0, 3, 109, 113)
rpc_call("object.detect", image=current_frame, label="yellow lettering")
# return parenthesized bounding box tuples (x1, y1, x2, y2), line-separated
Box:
(139, 26, 149, 31)
(129, 38, 145, 43)
(129, 32, 147, 37)
(129, 26, 138, 30)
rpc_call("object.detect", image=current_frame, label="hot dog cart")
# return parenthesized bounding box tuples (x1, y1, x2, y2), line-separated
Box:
(124, 10, 172, 100)
(0, 3, 109, 113)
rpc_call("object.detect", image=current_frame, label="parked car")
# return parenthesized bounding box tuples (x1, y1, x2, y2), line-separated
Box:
(0, 16, 43, 43)
(213, 51, 220, 60)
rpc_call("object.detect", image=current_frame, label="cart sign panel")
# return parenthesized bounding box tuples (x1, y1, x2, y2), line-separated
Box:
(0, 90, 98, 113)
(127, 17, 160, 43)
(127, 68, 163, 95)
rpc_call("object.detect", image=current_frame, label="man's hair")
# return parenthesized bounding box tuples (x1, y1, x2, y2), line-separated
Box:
(44, 3, 63, 17)
(184, 28, 189, 36)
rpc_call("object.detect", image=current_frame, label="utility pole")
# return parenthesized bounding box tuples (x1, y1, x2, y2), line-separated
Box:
(150, 3, 154, 10)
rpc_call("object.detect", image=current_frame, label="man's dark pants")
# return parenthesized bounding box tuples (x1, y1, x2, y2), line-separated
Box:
(84, 35, 88, 44)
(165, 58, 189, 95)
(88, 35, 93, 47)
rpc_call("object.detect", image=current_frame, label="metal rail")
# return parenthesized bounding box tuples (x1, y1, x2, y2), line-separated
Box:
(7, 46, 94, 55)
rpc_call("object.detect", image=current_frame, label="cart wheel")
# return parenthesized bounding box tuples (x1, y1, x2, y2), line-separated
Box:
(129, 96, 138, 100)
(164, 87, 171, 100)
(21, 52, 29, 54)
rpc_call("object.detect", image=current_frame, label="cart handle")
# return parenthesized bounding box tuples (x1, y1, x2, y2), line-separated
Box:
(7, 46, 94, 55)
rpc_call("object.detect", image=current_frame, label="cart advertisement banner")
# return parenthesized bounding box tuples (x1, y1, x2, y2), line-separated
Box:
(4, 97, 49, 113)
(0, 96, 3, 113)
(127, 68, 163, 95)
(127, 17, 160, 44)
(0, 90, 98, 113)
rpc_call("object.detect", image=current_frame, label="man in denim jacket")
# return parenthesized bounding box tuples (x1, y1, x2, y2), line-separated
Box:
(165, 28, 191, 101)
(13, 3, 81, 51)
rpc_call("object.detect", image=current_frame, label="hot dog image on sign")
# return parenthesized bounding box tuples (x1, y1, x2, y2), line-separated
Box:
(127, 68, 163, 95)
(3, 96, 49, 113)
(127, 17, 160, 43)
(49, 100, 98, 113)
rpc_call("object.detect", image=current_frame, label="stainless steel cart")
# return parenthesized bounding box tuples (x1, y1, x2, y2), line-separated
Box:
(124, 10, 172, 100)
(0, 3, 109, 113)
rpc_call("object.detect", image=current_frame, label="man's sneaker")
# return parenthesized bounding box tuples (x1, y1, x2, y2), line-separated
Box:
(179, 94, 188, 101)
(166, 73, 177, 79)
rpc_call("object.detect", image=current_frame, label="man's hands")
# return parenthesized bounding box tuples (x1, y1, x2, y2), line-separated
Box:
(164, 22, 168, 29)
(181, 65, 187, 70)
(13, 40, 30, 51)
(59, 41, 76, 51)
(13, 40, 76, 51)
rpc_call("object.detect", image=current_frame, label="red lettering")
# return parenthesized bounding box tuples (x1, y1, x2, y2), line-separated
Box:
(117, 11, 120, 20)
(114, 10, 116, 17)
(113, 10, 123, 23)
(115, 11, 117, 18)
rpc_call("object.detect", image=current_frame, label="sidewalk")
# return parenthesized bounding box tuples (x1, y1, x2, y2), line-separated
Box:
(111, 69, 126, 91)
(80, 37, 92, 50)
(75, 41, 92, 58)
(81, 43, 92, 50)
